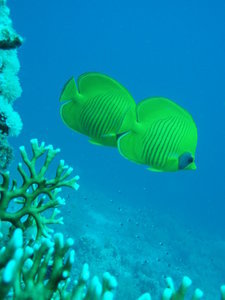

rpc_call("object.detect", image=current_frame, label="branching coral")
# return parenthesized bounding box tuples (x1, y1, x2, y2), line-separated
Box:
(0, 138, 80, 239)
(0, 139, 224, 299)
(0, 224, 117, 300)
(0, 134, 13, 171)
(0, 139, 118, 299)
(1, 222, 224, 300)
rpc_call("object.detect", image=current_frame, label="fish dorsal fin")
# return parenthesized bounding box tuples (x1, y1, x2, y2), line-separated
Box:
(77, 72, 133, 98)
(59, 77, 80, 102)
(137, 97, 188, 123)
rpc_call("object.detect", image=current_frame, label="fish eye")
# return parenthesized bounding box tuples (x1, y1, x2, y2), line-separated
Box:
(178, 152, 194, 170)
(188, 156, 194, 164)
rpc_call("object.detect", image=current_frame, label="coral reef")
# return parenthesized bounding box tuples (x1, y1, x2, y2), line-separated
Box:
(0, 138, 80, 239)
(0, 139, 224, 299)
(0, 0, 23, 171)
(0, 224, 117, 300)
(0, 2, 223, 299)
(0, 139, 117, 299)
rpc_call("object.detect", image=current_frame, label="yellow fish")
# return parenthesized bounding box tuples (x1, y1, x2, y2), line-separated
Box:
(118, 97, 198, 172)
(59, 72, 136, 147)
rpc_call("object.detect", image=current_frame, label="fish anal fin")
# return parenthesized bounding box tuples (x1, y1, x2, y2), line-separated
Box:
(89, 134, 117, 147)
(88, 139, 103, 146)
(147, 167, 163, 172)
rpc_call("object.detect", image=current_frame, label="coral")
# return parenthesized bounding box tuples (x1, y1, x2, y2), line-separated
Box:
(0, 224, 117, 300)
(0, 139, 224, 299)
(1, 221, 224, 300)
(0, 0, 23, 50)
(0, 138, 80, 239)
(0, 96, 22, 136)
(0, 0, 23, 104)
(0, 134, 13, 171)
(161, 276, 203, 300)
(0, 139, 117, 299)
(0, 0, 23, 170)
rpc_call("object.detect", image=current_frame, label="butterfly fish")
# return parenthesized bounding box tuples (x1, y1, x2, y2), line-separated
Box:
(117, 97, 198, 172)
(59, 72, 136, 147)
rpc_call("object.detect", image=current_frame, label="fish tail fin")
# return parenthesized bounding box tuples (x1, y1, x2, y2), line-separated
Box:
(114, 101, 139, 141)
(60, 77, 84, 134)
(59, 77, 80, 102)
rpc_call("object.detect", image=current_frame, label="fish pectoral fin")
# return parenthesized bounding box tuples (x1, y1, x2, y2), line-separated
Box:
(166, 155, 179, 170)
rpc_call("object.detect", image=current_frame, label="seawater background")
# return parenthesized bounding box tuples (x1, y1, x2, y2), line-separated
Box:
(9, 0, 225, 298)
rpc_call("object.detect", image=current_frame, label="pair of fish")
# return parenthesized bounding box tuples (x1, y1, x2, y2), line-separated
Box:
(60, 73, 197, 172)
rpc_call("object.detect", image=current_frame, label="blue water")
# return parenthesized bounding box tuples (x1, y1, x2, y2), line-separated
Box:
(9, 0, 225, 298)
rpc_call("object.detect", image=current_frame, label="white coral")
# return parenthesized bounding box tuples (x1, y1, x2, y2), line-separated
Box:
(0, 49, 20, 74)
(0, 96, 23, 136)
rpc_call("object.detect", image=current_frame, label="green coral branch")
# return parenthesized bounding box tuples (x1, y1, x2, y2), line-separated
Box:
(0, 225, 117, 300)
(1, 224, 225, 300)
(0, 139, 79, 239)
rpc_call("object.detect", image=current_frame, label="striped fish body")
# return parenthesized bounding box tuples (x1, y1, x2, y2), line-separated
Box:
(79, 92, 135, 143)
(118, 97, 198, 172)
(60, 73, 136, 147)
